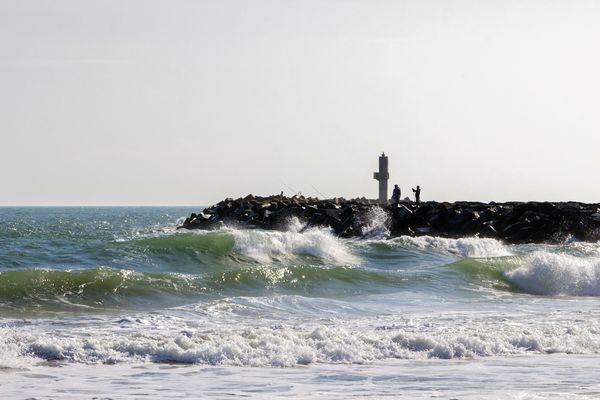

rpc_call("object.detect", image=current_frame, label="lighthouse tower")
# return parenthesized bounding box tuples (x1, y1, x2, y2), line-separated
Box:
(373, 153, 389, 204)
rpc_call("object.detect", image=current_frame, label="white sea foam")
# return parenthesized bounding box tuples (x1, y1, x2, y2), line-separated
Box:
(561, 241, 600, 257)
(3, 311, 600, 367)
(230, 221, 359, 265)
(393, 235, 512, 258)
(505, 251, 600, 296)
(0, 327, 36, 370)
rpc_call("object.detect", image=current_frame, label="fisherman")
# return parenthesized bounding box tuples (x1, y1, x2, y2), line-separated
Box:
(392, 184, 401, 206)
(412, 185, 421, 206)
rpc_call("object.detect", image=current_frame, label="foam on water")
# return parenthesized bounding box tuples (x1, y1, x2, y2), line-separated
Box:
(3, 310, 600, 367)
(393, 235, 513, 258)
(230, 220, 359, 265)
(561, 241, 600, 257)
(4, 208, 600, 398)
(505, 251, 600, 296)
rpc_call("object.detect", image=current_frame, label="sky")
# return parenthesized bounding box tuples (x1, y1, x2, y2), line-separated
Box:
(1, 0, 599, 205)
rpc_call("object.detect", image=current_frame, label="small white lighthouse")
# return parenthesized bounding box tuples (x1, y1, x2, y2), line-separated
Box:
(373, 153, 389, 204)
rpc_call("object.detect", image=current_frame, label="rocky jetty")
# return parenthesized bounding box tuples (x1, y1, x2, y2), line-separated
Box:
(179, 195, 600, 244)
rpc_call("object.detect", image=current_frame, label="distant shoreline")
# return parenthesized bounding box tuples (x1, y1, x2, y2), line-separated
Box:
(179, 195, 600, 244)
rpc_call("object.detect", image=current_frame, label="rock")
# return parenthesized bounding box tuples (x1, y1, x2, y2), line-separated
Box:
(394, 206, 413, 220)
(428, 212, 446, 227)
(478, 223, 498, 238)
(325, 209, 342, 221)
(447, 211, 468, 227)
(558, 202, 582, 211)
(178, 196, 600, 244)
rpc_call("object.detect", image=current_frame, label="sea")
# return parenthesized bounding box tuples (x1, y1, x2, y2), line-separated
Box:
(0, 206, 599, 399)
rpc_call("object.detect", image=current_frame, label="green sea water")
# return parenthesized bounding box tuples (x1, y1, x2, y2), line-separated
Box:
(1, 207, 600, 398)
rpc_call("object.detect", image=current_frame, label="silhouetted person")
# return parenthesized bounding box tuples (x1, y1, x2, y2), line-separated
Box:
(412, 185, 421, 206)
(392, 184, 401, 206)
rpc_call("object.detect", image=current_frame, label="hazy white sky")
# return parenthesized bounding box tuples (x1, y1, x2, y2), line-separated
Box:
(1, 0, 599, 205)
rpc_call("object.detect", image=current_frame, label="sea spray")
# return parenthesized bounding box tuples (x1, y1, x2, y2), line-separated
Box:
(360, 207, 391, 239)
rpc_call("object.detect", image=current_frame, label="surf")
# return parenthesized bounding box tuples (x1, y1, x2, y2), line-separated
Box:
(0, 263, 421, 313)
(445, 249, 600, 297)
(112, 222, 361, 272)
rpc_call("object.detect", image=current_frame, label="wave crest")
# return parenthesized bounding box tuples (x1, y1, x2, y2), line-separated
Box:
(0, 267, 202, 311)
(505, 252, 600, 296)
(0, 264, 410, 311)
(125, 221, 359, 266)
(393, 236, 512, 258)
(231, 227, 359, 265)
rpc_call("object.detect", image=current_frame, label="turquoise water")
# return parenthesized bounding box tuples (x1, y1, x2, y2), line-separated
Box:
(1, 207, 599, 398)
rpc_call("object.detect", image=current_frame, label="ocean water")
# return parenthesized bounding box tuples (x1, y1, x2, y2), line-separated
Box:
(1, 207, 600, 399)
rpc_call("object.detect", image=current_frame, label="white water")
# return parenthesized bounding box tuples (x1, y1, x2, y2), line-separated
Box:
(393, 235, 513, 258)
(2, 301, 600, 369)
(506, 251, 600, 296)
(3, 208, 600, 399)
(2, 306, 600, 399)
(230, 226, 359, 265)
(3, 356, 599, 400)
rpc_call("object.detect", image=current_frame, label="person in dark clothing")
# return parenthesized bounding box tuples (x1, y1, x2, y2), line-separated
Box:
(392, 184, 401, 206)
(412, 185, 421, 205)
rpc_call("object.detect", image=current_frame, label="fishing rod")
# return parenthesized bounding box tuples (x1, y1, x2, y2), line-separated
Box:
(310, 184, 326, 199)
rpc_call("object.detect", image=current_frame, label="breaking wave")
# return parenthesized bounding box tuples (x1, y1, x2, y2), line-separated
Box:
(3, 313, 600, 367)
(505, 252, 600, 296)
(126, 224, 359, 267)
(0, 264, 415, 311)
(230, 227, 359, 265)
(449, 250, 600, 297)
(392, 235, 513, 258)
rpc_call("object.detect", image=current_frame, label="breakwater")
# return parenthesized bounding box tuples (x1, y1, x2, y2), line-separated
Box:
(180, 195, 600, 244)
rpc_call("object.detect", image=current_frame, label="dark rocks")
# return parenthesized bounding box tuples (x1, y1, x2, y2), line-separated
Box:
(394, 205, 413, 221)
(178, 195, 600, 244)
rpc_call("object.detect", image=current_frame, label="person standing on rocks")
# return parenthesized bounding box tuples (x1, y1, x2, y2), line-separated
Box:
(412, 185, 421, 206)
(392, 184, 401, 206)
